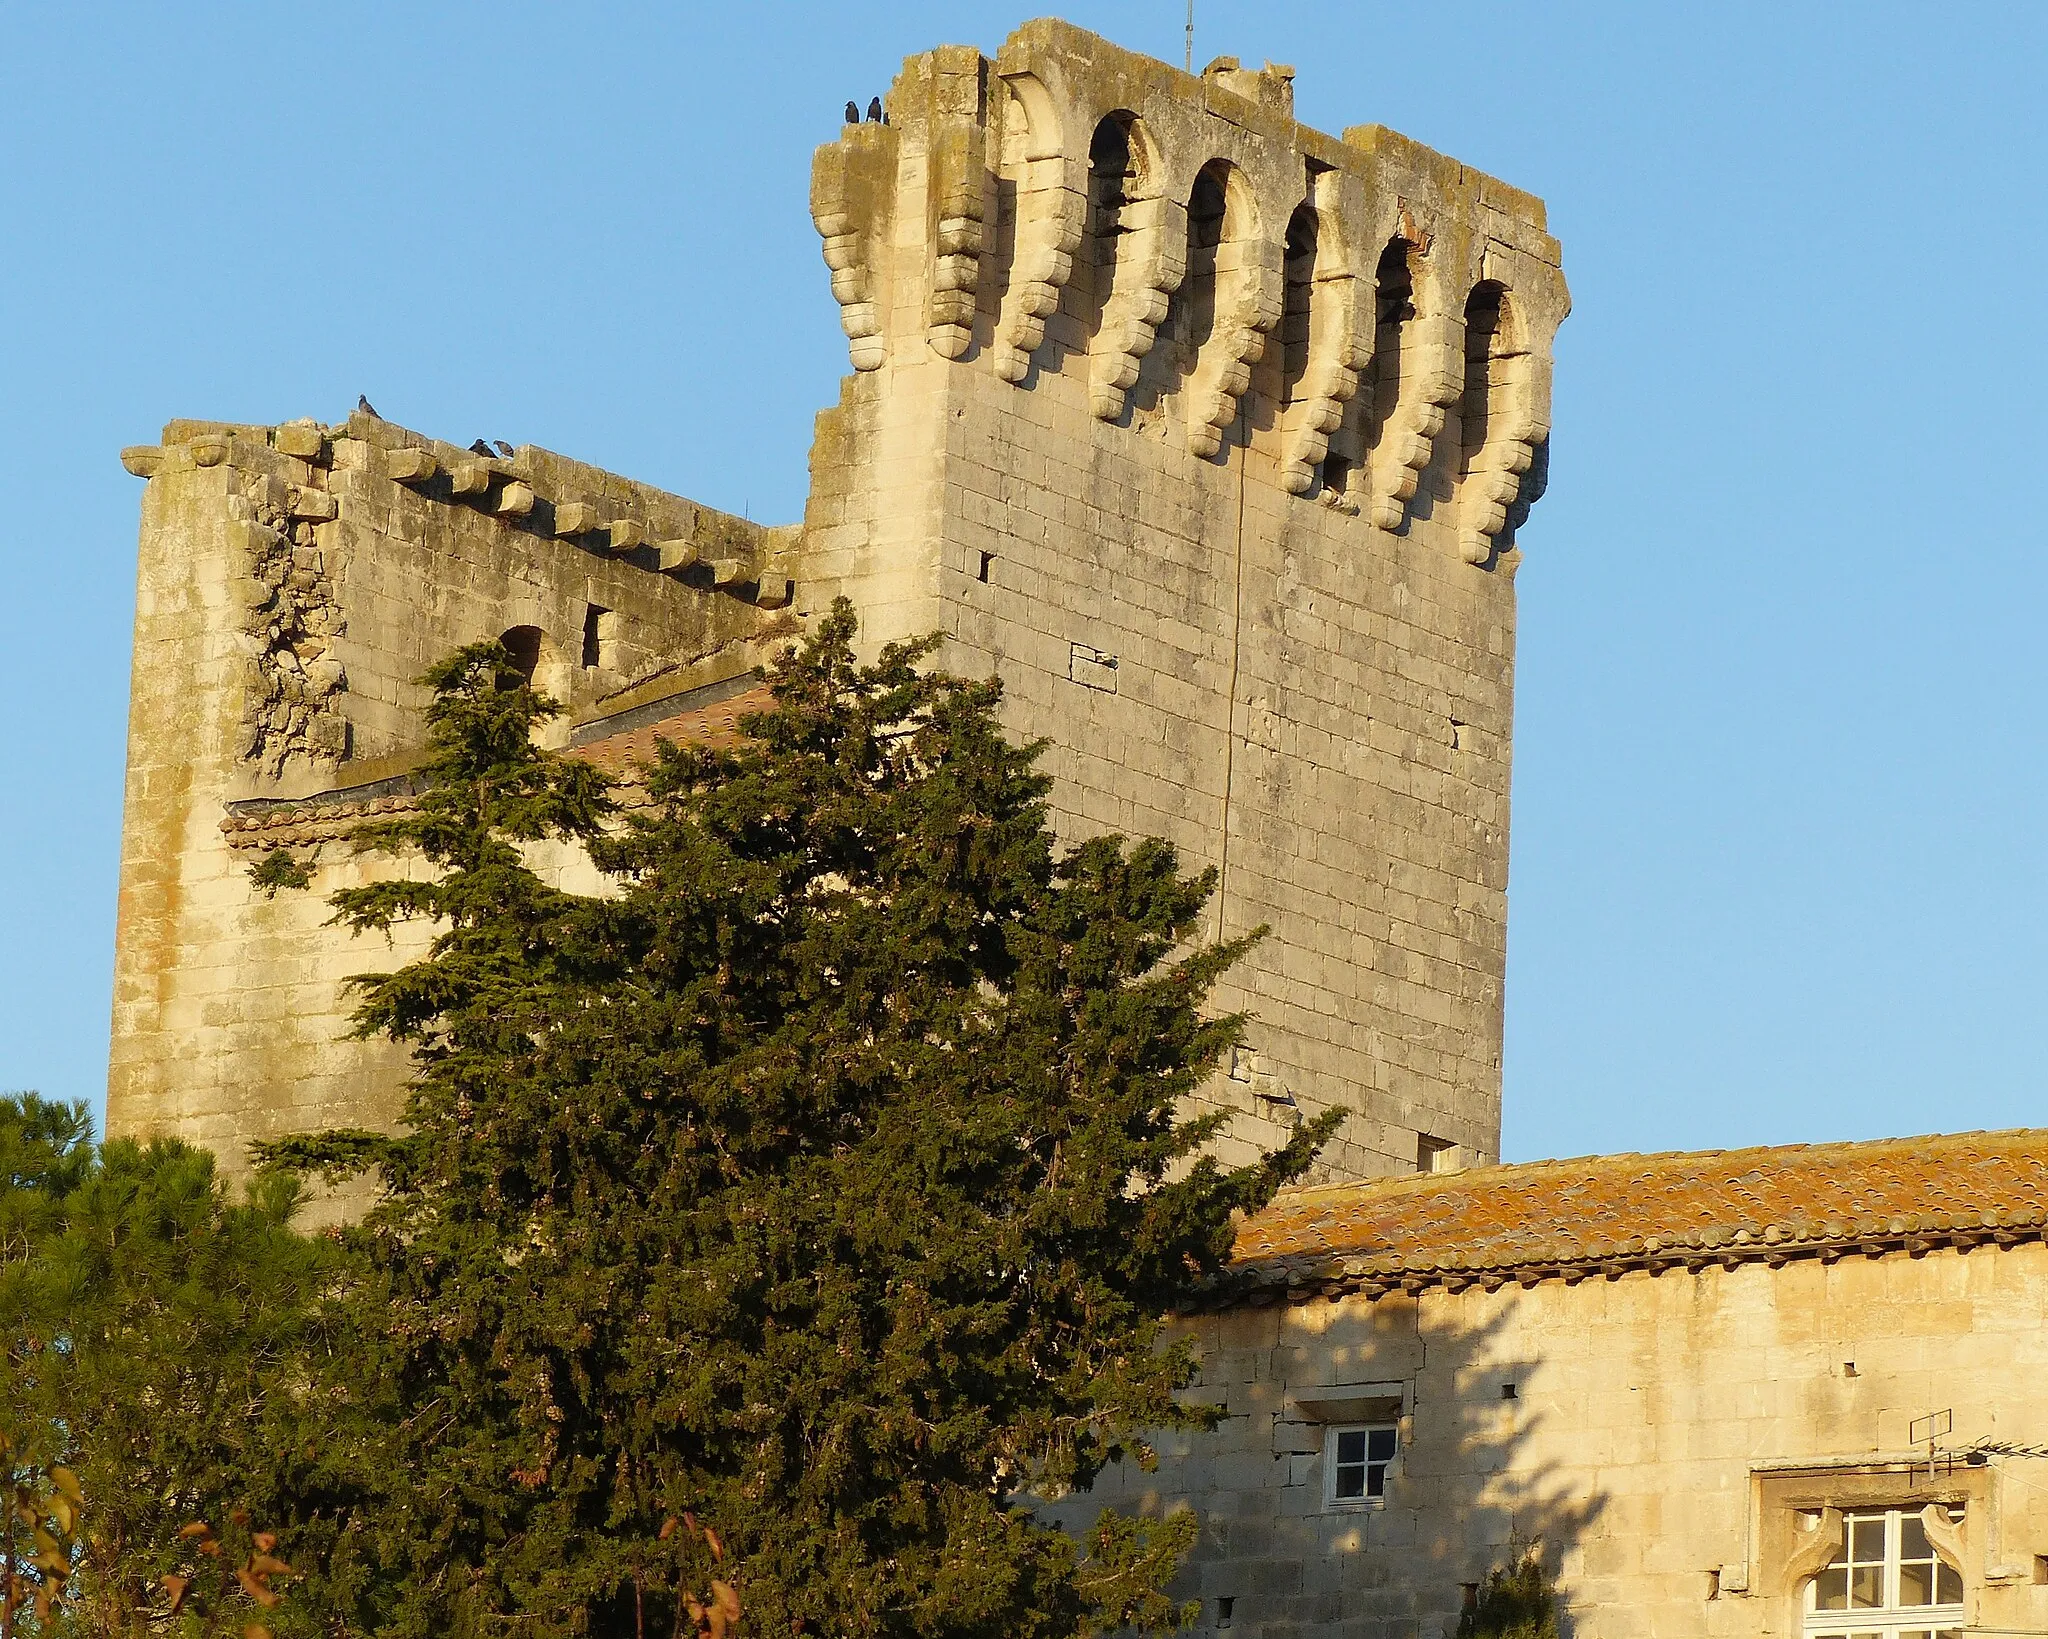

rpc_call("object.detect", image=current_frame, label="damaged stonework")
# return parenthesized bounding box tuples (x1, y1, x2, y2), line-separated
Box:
(230, 427, 351, 777)
(109, 411, 802, 1174)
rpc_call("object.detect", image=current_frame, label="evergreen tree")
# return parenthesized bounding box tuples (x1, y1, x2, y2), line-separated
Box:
(267, 605, 1336, 1639)
(1455, 1551, 1559, 1639)
(0, 1093, 333, 1639)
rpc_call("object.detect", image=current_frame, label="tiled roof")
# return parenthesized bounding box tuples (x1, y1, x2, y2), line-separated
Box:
(221, 683, 774, 849)
(571, 683, 775, 777)
(1220, 1129, 2048, 1305)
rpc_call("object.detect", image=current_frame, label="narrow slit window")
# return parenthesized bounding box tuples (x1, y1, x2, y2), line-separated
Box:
(582, 603, 609, 670)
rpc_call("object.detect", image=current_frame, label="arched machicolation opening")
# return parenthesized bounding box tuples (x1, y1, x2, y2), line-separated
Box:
(1170, 160, 1232, 378)
(1459, 281, 1511, 476)
(1082, 112, 1139, 341)
(1365, 238, 1417, 444)
(1278, 204, 1319, 410)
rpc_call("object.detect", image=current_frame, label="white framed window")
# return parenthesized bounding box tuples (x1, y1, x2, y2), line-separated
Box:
(1324, 1423, 1397, 1508)
(1804, 1507, 1964, 1639)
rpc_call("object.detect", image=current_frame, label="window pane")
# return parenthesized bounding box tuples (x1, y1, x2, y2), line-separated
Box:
(1898, 1560, 1933, 1605)
(1900, 1516, 1931, 1560)
(1850, 1564, 1882, 1608)
(1365, 1463, 1386, 1498)
(1851, 1517, 1886, 1563)
(1936, 1562, 1962, 1604)
(1335, 1430, 1366, 1464)
(1367, 1428, 1397, 1462)
(1813, 1567, 1848, 1610)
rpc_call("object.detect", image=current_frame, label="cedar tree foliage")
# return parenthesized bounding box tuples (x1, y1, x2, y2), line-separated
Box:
(266, 604, 1336, 1639)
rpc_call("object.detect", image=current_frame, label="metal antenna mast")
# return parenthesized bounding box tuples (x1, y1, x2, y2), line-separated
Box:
(1185, 0, 1194, 71)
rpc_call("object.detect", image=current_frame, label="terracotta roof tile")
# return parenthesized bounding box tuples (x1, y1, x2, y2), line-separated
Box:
(571, 683, 775, 777)
(1223, 1129, 2048, 1304)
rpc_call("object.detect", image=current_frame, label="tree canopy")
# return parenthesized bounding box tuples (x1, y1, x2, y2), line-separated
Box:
(264, 604, 1334, 1639)
(0, 1092, 331, 1639)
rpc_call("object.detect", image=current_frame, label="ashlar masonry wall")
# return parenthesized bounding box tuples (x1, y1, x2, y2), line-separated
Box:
(1058, 1243, 2048, 1639)
(801, 20, 1569, 1178)
(109, 414, 797, 1167)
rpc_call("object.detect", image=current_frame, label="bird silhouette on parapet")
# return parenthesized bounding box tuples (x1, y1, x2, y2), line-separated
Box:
(844, 100, 859, 125)
(866, 97, 883, 123)
(468, 439, 494, 457)
(357, 394, 380, 418)
(492, 440, 515, 458)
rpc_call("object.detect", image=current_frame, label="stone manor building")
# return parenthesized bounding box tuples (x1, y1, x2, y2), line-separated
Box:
(105, 18, 2048, 1638)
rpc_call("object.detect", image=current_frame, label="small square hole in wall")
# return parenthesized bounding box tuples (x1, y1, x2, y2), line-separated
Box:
(1500, 1382, 1519, 1401)
(1215, 1598, 1234, 1628)
(2033, 1554, 2048, 1585)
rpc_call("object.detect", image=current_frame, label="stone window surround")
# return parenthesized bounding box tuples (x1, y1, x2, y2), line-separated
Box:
(1800, 1505, 1964, 1636)
(1283, 1382, 1409, 1512)
(1718, 1460, 2024, 1633)
(1323, 1421, 1398, 1510)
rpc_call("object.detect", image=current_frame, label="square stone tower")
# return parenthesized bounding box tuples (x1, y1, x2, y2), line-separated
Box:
(106, 19, 1563, 1187)
(800, 20, 1567, 1178)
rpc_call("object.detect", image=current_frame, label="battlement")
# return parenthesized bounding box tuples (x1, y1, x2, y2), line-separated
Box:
(813, 18, 1566, 563)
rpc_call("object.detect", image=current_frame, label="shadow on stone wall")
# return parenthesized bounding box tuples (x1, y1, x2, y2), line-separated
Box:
(1049, 1291, 1607, 1639)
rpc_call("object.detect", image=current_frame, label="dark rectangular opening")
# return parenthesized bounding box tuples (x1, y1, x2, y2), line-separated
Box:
(582, 603, 608, 669)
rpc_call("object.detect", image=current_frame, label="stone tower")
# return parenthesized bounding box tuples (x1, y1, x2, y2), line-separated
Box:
(107, 19, 1565, 1184)
(800, 21, 1566, 1178)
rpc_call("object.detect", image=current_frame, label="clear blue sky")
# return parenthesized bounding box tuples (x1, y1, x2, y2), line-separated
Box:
(3, 2, 2043, 1162)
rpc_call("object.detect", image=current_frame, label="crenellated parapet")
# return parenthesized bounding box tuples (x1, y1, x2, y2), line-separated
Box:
(810, 17, 1569, 561)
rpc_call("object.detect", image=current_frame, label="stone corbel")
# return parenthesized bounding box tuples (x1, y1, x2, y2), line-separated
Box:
(811, 127, 898, 373)
(1782, 1507, 1845, 1597)
(1090, 190, 1187, 420)
(1369, 302, 1461, 530)
(1920, 1503, 1967, 1580)
(1279, 259, 1368, 495)
(1457, 349, 1550, 564)
(925, 120, 987, 360)
(1187, 233, 1282, 458)
(994, 165, 1082, 382)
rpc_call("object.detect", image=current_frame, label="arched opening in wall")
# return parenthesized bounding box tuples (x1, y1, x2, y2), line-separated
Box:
(1458, 281, 1511, 476)
(499, 625, 545, 684)
(1278, 204, 1319, 411)
(1082, 112, 1138, 342)
(1363, 238, 1416, 450)
(1167, 161, 1231, 383)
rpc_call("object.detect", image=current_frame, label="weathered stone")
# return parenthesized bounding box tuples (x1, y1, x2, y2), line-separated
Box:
(494, 482, 536, 518)
(656, 539, 699, 574)
(120, 445, 162, 478)
(273, 422, 325, 458)
(384, 446, 438, 483)
(554, 500, 601, 536)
